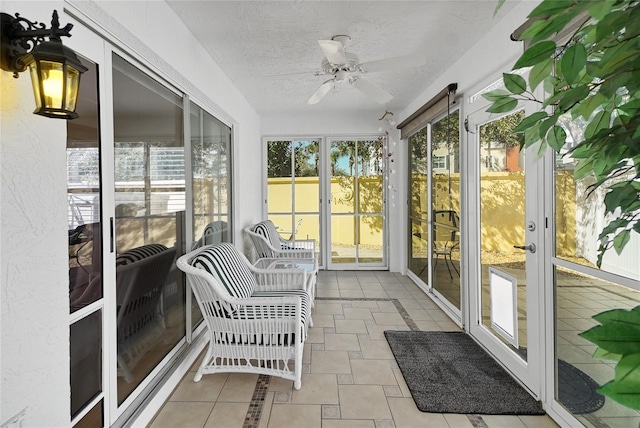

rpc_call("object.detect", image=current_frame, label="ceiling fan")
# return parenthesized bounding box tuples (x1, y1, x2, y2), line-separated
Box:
(308, 35, 425, 105)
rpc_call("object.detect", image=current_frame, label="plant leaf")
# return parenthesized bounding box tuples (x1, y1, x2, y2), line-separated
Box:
(578, 93, 607, 120)
(528, 0, 575, 18)
(482, 89, 512, 101)
(598, 380, 640, 410)
(513, 41, 557, 70)
(487, 97, 518, 113)
(615, 353, 640, 385)
(529, 59, 553, 91)
(580, 323, 640, 355)
(614, 230, 631, 255)
(513, 111, 548, 133)
(503, 73, 527, 95)
(546, 125, 567, 151)
(584, 109, 612, 140)
(589, 1, 614, 19)
(560, 44, 587, 85)
(593, 347, 622, 362)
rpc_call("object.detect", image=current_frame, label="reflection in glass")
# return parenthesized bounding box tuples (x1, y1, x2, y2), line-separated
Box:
(554, 265, 640, 422)
(112, 54, 186, 403)
(68, 60, 101, 313)
(190, 102, 231, 328)
(408, 127, 429, 281)
(70, 311, 102, 420)
(431, 110, 461, 309)
(555, 115, 640, 281)
(479, 110, 527, 356)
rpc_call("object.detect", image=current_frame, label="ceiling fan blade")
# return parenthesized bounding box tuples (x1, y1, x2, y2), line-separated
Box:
(359, 53, 425, 73)
(308, 80, 334, 104)
(351, 78, 393, 104)
(318, 40, 347, 65)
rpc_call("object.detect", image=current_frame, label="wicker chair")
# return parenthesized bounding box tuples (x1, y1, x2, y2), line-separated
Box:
(176, 243, 310, 389)
(244, 220, 316, 260)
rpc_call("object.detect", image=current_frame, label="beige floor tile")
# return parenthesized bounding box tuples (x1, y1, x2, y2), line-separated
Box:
(392, 368, 411, 397)
(338, 281, 363, 290)
(518, 415, 561, 427)
(350, 300, 382, 308)
(359, 339, 394, 360)
(444, 413, 474, 427)
(291, 373, 338, 404)
(321, 420, 375, 428)
(481, 415, 527, 427)
(149, 401, 214, 428)
(269, 375, 294, 392)
(351, 359, 397, 385)
(317, 288, 342, 298)
(315, 303, 345, 315)
(324, 333, 361, 351)
(372, 312, 406, 325)
(217, 373, 259, 402)
(377, 301, 399, 313)
(303, 343, 312, 364)
(258, 392, 275, 428)
(343, 308, 374, 320)
(267, 404, 321, 428)
(388, 397, 449, 427)
(311, 350, 352, 373)
(311, 314, 336, 328)
(170, 372, 227, 402)
(366, 324, 399, 340)
(203, 402, 249, 428)
(335, 319, 369, 334)
(414, 319, 442, 331)
(363, 290, 390, 298)
(338, 384, 392, 420)
(340, 289, 365, 298)
(307, 327, 325, 343)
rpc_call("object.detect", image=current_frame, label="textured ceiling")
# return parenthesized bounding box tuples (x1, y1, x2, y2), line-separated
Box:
(167, 1, 519, 116)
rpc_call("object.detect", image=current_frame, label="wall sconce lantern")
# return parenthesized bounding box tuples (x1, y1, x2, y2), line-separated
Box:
(1, 10, 87, 119)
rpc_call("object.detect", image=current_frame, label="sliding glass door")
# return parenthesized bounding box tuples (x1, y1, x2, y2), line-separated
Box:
(112, 54, 186, 405)
(265, 139, 321, 264)
(407, 108, 461, 314)
(328, 138, 386, 268)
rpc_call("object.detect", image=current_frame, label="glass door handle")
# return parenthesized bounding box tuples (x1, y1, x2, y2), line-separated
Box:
(514, 243, 536, 253)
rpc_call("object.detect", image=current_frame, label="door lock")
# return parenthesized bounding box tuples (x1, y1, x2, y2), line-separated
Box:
(527, 221, 536, 232)
(514, 243, 536, 253)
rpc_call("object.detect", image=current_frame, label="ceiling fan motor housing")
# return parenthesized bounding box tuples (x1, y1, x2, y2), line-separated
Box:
(321, 52, 360, 74)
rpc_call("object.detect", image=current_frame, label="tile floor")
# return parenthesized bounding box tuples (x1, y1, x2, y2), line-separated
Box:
(148, 271, 560, 428)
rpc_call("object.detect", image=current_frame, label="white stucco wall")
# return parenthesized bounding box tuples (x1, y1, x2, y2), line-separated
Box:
(1, 3, 71, 426)
(1, 1, 262, 426)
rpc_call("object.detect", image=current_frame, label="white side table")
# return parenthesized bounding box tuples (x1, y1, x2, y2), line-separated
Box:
(253, 257, 318, 305)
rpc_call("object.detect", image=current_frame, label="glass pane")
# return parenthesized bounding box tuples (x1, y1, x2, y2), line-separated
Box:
(70, 310, 102, 418)
(68, 60, 101, 313)
(408, 127, 430, 279)
(556, 116, 640, 280)
(359, 215, 383, 263)
(330, 141, 356, 214)
(479, 110, 527, 356)
(267, 141, 293, 214)
(357, 140, 383, 214)
(331, 216, 356, 264)
(554, 265, 640, 423)
(73, 399, 103, 428)
(409, 219, 429, 281)
(294, 140, 319, 212)
(113, 54, 186, 403)
(409, 127, 429, 220)
(431, 110, 461, 309)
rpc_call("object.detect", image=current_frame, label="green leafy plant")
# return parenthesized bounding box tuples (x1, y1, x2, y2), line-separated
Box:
(489, 0, 640, 411)
(486, 0, 640, 267)
(580, 306, 640, 410)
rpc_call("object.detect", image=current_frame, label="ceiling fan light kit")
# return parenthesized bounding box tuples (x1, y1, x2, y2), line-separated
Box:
(308, 34, 425, 105)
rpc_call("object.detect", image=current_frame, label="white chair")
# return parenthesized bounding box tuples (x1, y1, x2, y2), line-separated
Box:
(191, 220, 228, 250)
(244, 220, 316, 260)
(176, 243, 310, 389)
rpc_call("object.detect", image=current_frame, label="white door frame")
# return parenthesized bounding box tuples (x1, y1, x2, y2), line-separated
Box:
(465, 78, 545, 398)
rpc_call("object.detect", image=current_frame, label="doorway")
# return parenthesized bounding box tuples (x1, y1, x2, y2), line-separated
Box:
(467, 100, 543, 397)
(327, 138, 386, 269)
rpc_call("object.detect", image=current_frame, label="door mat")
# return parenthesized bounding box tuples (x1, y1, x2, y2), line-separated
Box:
(384, 330, 545, 414)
